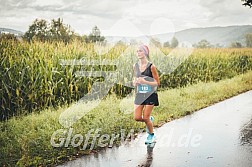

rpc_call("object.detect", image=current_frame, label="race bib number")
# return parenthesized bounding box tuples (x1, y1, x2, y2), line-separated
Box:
(137, 84, 152, 93)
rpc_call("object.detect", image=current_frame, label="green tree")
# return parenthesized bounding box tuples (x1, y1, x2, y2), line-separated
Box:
(171, 37, 179, 48)
(230, 42, 242, 48)
(24, 19, 49, 42)
(242, 0, 252, 8)
(24, 18, 75, 43)
(50, 18, 74, 43)
(86, 26, 105, 43)
(245, 33, 252, 47)
(149, 37, 162, 48)
(193, 39, 213, 48)
(163, 41, 170, 48)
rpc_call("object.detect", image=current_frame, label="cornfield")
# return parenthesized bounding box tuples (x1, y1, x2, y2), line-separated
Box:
(1, 39, 252, 120)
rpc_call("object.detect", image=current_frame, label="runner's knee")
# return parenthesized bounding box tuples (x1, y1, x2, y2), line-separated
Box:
(134, 116, 142, 121)
(142, 117, 150, 123)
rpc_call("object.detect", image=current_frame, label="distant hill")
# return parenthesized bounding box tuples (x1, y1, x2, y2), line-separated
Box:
(156, 25, 252, 47)
(0, 28, 23, 36)
(1, 25, 252, 47)
(105, 25, 252, 47)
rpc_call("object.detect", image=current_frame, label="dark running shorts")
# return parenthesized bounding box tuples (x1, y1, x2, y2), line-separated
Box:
(134, 92, 159, 106)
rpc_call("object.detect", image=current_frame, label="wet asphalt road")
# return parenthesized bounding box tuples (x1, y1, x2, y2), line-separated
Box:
(58, 90, 252, 167)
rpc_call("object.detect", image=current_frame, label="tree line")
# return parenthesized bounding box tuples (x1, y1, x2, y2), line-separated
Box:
(1, 17, 252, 48)
(22, 18, 105, 44)
(146, 35, 252, 48)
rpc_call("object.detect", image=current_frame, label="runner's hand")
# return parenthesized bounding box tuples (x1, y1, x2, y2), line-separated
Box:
(133, 78, 138, 86)
(136, 77, 146, 84)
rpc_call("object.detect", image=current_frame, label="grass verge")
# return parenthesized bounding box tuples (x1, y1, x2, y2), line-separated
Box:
(0, 71, 252, 166)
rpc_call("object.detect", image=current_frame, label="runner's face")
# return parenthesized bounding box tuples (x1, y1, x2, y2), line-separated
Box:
(137, 48, 145, 59)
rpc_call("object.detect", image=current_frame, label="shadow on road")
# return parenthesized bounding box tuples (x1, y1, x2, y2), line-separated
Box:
(240, 118, 252, 145)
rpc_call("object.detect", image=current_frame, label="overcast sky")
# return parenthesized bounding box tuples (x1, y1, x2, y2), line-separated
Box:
(0, 0, 251, 36)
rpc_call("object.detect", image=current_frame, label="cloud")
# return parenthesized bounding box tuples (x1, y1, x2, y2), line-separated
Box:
(198, 0, 252, 25)
(0, 0, 251, 36)
(0, 0, 125, 33)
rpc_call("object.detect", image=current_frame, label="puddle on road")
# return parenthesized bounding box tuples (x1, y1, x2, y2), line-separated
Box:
(240, 118, 252, 146)
(137, 145, 154, 167)
(58, 91, 252, 167)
